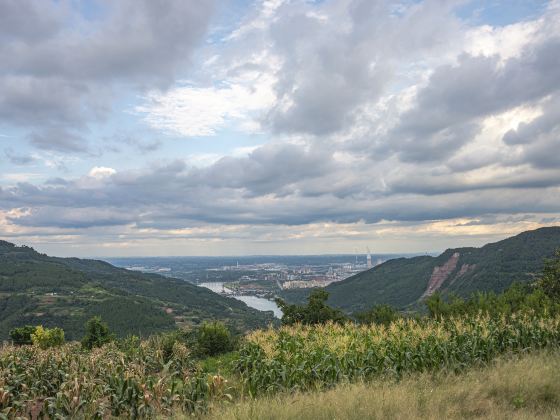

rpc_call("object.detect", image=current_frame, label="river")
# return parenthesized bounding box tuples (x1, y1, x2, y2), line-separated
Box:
(199, 282, 283, 318)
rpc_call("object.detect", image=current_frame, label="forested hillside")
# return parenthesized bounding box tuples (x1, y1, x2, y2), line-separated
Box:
(0, 241, 274, 340)
(282, 227, 560, 312)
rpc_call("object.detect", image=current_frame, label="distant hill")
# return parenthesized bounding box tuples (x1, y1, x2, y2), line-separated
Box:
(281, 227, 560, 313)
(0, 242, 274, 340)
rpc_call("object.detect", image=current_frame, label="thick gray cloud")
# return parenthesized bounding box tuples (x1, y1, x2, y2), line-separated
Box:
(0, 0, 64, 42)
(28, 127, 88, 154)
(503, 94, 560, 169)
(263, 0, 462, 136)
(0, 0, 215, 152)
(11, 207, 136, 229)
(3, 139, 560, 230)
(4, 148, 35, 165)
(191, 143, 337, 197)
(388, 36, 560, 162)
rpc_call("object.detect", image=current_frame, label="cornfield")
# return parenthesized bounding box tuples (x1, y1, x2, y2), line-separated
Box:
(2, 315, 560, 417)
(0, 336, 230, 419)
(236, 315, 560, 394)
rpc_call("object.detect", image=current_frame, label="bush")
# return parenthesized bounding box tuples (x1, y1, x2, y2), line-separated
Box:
(9, 325, 37, 345)
(196, 321, 234, 357)
(31, 325, 65, 349)
(355, 304, 400, 325)
(81, 316, 115, 349)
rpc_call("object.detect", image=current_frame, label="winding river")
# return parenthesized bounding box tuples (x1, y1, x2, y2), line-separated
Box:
(199, 282, 283, 318)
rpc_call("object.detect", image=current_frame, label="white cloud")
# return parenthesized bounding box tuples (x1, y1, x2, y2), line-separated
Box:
(88, 166, 116, 179)
(136, 77, 276, 137)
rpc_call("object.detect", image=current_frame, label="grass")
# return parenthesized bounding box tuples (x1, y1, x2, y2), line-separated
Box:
(199, 351, 239, 377)
(201, 350, 560, 420)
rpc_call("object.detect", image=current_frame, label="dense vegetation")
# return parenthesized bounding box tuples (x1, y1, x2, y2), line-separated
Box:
(0, 337, 225, 418)
(235, 315, 560, 395)
(281, 227, 560, 312)
(0, 241, 274, 340)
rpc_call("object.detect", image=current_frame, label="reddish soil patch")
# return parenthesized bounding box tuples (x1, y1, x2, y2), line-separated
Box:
(422, 252, 460, 297)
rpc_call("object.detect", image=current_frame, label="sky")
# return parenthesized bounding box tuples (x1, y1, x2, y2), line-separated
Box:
(1, 0, 560, 257)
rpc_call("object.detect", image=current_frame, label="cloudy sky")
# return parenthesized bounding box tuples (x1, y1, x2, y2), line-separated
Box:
(1, 0, 560, 257)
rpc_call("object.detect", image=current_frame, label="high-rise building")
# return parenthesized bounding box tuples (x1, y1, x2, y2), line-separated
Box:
(366, 253, 372, 268)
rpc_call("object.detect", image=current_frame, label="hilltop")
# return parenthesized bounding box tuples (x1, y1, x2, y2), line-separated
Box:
(0, 241, 274, 340)
(282, 227, 560, 312)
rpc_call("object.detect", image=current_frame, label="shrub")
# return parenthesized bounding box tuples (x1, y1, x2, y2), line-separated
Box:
(196, 321, 234, 357)
(9, 325, 37, 345)
(355, 304, 400, 325)
(81, 316, 115, 349)
(148, 329, 191, 362)
(31, 325, 65, 349)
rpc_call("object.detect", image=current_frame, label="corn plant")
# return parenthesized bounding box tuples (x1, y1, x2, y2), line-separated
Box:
(0, 336, 225, 418)
(236, 314, 560, 394)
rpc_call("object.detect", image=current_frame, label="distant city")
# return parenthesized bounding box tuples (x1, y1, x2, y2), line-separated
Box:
(106, 253, 416, 299)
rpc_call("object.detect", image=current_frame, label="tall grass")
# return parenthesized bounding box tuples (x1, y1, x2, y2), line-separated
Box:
(236, 315, 560, 394)
(206, 350, 560, 420)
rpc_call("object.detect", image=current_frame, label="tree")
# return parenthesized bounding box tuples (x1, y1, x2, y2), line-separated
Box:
(9, 325, 37, 345)
(31, 326, 65, 349)
(275, 289, 347, 326)
(81, 316, 114, 350)
(196, 321, 234, 356)
(537, 249, 560, 300)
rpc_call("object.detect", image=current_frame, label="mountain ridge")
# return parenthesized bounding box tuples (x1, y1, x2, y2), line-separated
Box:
(281, 227, 560, 312)
(0, 241, 274, 340)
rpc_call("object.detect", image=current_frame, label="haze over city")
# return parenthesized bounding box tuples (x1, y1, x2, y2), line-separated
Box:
(1, 0, 560, 257)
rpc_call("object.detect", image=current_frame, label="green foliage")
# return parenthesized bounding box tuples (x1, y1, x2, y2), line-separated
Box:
(425, 281, 560, 319)
(31, 325, 65, 349)
(537, 249, 560, 299)
(81, 316, 115, 349)
(9, 325, 37, 345)
(275, 289, 348, 326)
(196, 322, 235, 357)
(354, 304, 400, 325)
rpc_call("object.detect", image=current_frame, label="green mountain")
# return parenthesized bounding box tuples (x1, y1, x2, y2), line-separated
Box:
(282, 227, 560, 313)
(0, 241, 274, 340)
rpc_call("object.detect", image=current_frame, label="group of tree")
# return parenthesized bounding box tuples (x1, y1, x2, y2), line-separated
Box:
(9, 315, 236, 358)
(10, 316, 114, 350)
